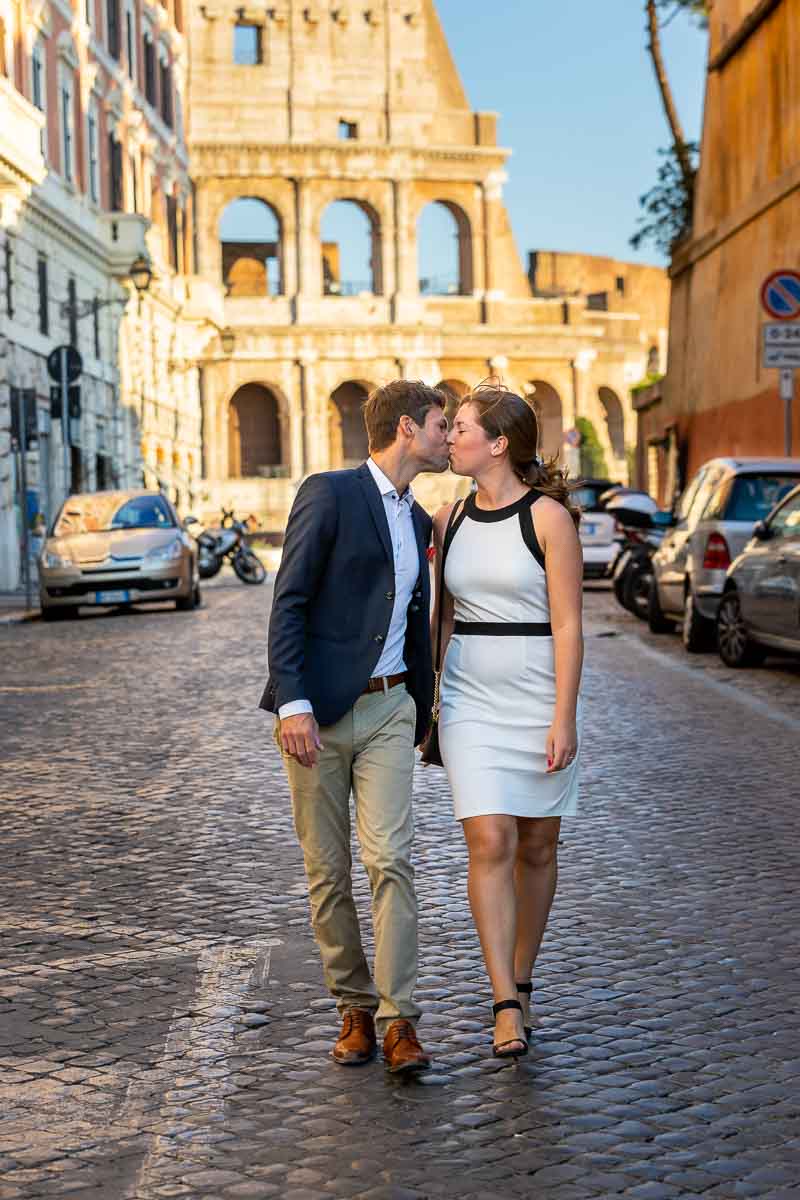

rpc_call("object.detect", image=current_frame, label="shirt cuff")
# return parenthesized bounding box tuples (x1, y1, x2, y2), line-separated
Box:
(278, 699, 314, 719)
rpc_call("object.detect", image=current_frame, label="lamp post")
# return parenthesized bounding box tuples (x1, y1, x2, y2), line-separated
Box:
(57, 256, 153, 498)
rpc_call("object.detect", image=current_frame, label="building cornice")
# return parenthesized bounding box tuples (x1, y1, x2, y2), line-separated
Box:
(188, 140, 510, 177)
(708, 0, 783, 71)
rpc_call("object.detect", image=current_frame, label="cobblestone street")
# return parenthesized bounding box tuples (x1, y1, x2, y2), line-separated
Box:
(2, 581, 799, 1200)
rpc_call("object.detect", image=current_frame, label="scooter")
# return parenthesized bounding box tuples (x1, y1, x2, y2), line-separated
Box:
(185, 510, 267, 585)
(610, 509, 667, 620)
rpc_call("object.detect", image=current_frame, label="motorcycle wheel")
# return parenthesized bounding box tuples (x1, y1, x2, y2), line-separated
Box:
(198, 552, 222, 580)
(233, 547, 267, 585)
(623, 562, 653, 621)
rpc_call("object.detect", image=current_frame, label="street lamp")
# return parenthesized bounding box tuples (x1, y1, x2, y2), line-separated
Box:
(59, 255, 153, 322)
(129, 255, 153, 296)
(220, 327, 235, 355)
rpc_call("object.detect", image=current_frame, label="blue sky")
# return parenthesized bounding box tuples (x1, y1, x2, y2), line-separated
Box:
(220, 4, 709, 280)
(434, 0, 709, 267)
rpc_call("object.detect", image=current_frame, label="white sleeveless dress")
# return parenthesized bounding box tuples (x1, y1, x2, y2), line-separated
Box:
(439, 490, 582, 821)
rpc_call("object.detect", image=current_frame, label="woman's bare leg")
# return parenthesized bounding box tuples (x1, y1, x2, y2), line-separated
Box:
(513, 816, 561, 1029)
(462, 814, 526, 1052)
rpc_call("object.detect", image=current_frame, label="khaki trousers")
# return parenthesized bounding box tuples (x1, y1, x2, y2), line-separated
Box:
(276, 684, 420, 1034)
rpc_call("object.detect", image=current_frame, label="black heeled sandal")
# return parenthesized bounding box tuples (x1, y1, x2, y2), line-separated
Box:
(516, 981, 533, 1042)
(491, 999, 529, 1059)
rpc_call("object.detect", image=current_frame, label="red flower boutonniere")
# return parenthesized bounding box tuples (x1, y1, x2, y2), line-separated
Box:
(426, 545, 436, 562)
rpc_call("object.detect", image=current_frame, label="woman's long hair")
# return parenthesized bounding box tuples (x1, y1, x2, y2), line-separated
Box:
(460, 382, 580, 527)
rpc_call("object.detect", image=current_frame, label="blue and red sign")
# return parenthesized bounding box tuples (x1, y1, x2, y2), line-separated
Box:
(761, 270, 800, 320)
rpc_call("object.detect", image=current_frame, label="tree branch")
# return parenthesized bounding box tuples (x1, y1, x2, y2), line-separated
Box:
(645, 0, 696, 197)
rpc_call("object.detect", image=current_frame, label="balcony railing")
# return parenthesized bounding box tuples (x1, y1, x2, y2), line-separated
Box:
(324, 279, 374, 296)
(419, 275, 461, 296)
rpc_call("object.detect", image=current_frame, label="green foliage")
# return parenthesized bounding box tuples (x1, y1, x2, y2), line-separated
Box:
(576, 417, 609, 480)
(630, 143, 699, 257)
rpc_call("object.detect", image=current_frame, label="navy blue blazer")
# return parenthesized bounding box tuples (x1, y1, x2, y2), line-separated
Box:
(260, 462, 434, 745)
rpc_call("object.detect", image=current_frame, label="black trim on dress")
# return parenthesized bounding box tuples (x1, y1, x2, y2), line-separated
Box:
(518, 501, 546, 570)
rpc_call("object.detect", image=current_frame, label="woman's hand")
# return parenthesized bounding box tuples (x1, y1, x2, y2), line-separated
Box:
(546, 718, 578, 772)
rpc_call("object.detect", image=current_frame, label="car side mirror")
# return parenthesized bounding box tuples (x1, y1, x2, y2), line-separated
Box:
(183, 515, 198, 527)
(753, 520, 771, 541)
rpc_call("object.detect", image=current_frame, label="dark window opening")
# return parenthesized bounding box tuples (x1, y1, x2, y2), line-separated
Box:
(107, 0, 121, 58)
(37, 254, 49, 336)
(126, 7, 135, 77)
(144, 34, 157, 106)
(93, 297, 101, 358)
(129, 152, 138, 212)
(159, 58, 172, 126)
(4, 237, 13, 321)
(70, 445, 83, 493)
(615, 274, 625, 296)
(233, 23, 262, 65)
(67, 276, 78, 346)
(61, 80, 73, 181)
(166, 195, 179, 271)
(338, 119, 358, 140)
(586, 291, 608, 311)
(108, 134, 123, 211)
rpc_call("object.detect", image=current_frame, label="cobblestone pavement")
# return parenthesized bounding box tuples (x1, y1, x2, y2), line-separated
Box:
(1, 581, 799, 1200)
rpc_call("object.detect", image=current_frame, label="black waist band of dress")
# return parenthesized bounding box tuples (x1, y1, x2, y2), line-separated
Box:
(453, 620, 553, 637)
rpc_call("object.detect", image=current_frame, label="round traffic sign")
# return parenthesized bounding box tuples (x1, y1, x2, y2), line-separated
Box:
(563, 428, 582, 448)
(47, 345, 83, 384)
(760, 270, 800, 320)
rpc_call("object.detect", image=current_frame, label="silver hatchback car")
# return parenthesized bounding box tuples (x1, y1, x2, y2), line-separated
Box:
(39, 490, 200, 620)
(648, 457, 800, 651)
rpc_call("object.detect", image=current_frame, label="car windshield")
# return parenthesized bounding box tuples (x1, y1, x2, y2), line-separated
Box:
(53, 494, 175, 535)
(724, 474, 800, 522)
(572, 486, 607, 511)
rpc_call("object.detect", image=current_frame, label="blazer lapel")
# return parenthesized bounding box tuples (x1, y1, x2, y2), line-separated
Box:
(412, 502, 430, 604)
(356, 463, 393, 565)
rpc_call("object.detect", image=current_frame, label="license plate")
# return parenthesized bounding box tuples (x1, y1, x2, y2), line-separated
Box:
(94, 590, 130, 604)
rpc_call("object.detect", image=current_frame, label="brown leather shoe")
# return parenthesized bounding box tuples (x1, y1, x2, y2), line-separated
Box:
(382, 1019, 431, 1075)
(332, 1008, 376, 1066)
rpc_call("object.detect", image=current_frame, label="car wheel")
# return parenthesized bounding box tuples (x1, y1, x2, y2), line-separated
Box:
(41, 605, 78, 622)
(681, 585, 714, 653)
(175, 584, 199, 611)
(647, 576, 673, 634)
(716, 590, 766, 668)
(624, 562, 653, 621)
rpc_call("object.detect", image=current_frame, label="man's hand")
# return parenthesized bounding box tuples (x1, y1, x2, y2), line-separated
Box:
(280, 713, 323, 769)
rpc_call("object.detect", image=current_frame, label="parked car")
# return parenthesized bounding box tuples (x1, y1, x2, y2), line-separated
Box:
(572, 477, 622, 580)
(716, 483, 800, 667)
(39, 490, 200, 620)
(648, 457, 800, 651)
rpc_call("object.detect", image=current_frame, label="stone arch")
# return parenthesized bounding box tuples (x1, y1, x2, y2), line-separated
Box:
(219, 197, 283, 296)
(329, 380, 372, 468)
(418, 201, 473, 296)
(320, 199, 382, 295)
(436, 378, 470, 424)
(599, 386, 626, 460)
(527, 381, 563, 461)
(228, 382, 284, 478)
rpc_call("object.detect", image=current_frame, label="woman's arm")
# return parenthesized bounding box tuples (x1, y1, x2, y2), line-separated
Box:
(535, 498, 584, 773)
(430, 503, 457, 672)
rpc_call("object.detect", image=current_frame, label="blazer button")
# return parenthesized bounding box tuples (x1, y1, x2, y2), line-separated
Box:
(385, 591, 394, 600)
(410, 604, 421, 612)
(374, 634, 384, 643)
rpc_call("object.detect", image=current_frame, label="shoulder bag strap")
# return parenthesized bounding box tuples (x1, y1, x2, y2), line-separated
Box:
(433, 498, 465, 673)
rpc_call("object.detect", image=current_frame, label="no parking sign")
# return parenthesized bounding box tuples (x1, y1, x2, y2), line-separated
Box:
(760, 269, 800, 320)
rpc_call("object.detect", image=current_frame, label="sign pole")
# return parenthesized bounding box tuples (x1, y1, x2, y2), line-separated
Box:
(14, 392, 33, 610)
(60, 346, 70, 500)
(780, 368, 794, 455)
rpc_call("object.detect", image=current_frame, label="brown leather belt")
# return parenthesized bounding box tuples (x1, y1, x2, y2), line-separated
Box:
(362, 672, 407, 696)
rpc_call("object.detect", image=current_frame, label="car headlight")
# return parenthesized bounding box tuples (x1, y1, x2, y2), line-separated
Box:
(146, 538, 184, 562)
(42, 550, 72, 568)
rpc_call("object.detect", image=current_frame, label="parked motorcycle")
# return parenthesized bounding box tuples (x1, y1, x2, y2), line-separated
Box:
(611, 508, 672, 620)
(185, 510, 267, 585)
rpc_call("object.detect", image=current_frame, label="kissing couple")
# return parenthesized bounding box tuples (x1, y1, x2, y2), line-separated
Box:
(261, 378, 583, 1072)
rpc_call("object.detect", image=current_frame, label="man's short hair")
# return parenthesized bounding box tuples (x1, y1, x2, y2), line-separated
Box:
(362, 380, 446, 453)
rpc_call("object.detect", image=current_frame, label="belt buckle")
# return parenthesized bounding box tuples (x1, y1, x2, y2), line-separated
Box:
(382, 676, 389, 695)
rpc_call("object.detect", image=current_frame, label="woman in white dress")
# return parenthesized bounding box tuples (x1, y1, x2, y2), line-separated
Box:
(433, 384, 583, 1058)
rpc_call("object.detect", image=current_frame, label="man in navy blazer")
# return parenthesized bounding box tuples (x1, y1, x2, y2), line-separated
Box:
(261, 380, 450, 1074)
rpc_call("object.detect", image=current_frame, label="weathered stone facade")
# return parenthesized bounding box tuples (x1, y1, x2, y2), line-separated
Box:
(188, 0, 670, 528)
(639, 0, 800, 505)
